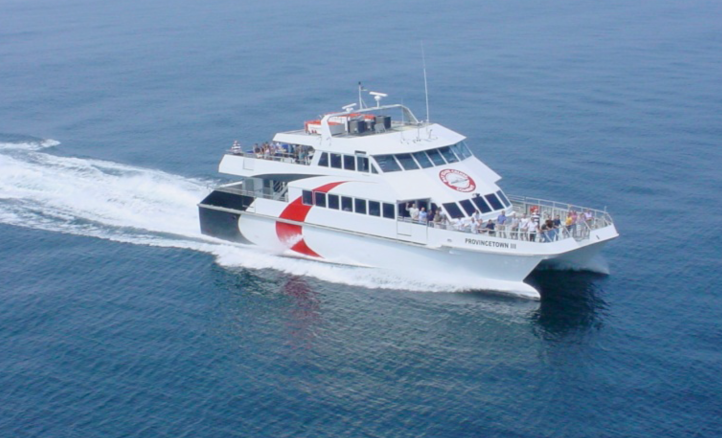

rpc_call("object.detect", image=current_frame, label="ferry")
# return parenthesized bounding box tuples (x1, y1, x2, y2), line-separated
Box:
(198, 89, 618, 299)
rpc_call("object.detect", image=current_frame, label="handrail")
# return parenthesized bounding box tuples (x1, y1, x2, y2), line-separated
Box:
(226, 150, 313, 166)
(507, 194, 614, 229)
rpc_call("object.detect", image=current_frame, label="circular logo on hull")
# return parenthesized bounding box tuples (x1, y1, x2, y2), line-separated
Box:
(439, 169, 476, 192)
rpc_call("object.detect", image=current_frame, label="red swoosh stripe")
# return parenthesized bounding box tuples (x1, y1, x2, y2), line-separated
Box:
(275, 181, 347, 257)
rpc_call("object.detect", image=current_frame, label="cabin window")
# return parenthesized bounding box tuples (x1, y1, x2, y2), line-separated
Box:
(383, 203, 395, 219)
(426, 148, 446, 166)
(439, 146, 459, 163)
(330, 153, 342, 169)
(314, 192, 326, 208)
(395, 153, 419, 170)
(328, 194, 339, 209)
(485, 193, 504, 211)
(302, 190, 313, 206)
(318, 152, 329, 167)
(472, 196, 492, 213)
(496, 190, 511, 207)
(412, 151, 433, 168)
(371, 165, 379, 174)
(459, 199, 477, 216)
(452, 142, 472, 160)
(354, 198, 367, 214)
(369, 201, 381, 217)
(341, 196, 353, 211)
(357, 156, 369, 172)
(343, 154, 356, 171)
(443, 202, 465, 219)
(374, 154, 402, 172)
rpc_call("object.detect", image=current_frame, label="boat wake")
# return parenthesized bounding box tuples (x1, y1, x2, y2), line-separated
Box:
(0, 138, 537, 297)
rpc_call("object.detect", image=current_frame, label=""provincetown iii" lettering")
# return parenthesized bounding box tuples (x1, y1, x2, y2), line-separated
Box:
(464, 238, 516, 249)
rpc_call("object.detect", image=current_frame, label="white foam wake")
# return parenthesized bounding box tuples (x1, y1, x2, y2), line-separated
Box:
(0, 139, 537, 298)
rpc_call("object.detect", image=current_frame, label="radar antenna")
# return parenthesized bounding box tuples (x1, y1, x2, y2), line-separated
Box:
(370, 91, 387, 108)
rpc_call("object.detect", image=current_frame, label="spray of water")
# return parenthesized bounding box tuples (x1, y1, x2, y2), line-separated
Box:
(1, 139, 532, 294)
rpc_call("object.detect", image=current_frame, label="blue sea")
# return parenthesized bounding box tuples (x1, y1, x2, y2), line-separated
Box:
(2, 0, 721, 436)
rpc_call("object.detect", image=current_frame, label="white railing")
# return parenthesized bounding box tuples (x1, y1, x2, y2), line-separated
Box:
(397, 197, 614, 244)
(226, 149, 313, 166)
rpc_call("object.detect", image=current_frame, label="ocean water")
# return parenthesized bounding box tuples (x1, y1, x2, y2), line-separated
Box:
(2, 0, 722, 436)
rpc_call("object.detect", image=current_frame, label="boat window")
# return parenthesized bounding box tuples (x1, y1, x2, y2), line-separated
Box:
(371, 164, 379, 174)
(343, 154, 356, 171)
(328, 194, 339, 210)
(452, 142, 472, 160)
(426, 148, 446, 166)
(374, 154, 402, 172)
(302, 190, 313, 206)
(395, 153, 419, 170)
(485, 193, 504, 210)
(472, 196, 491, 213)
(354, 198, 367, 214)
(496, 190, 511, 207)
(443, 202, 465, 219)
(341, 196, 353, 212)
(438, 146, 459, 163)
(369, 201, 381, 217)
(357, 156, 369, 172)
(459, 199, 477, 216)
(412, 151, 433, 168)
(383, 203, 395, 219)
(318, 152, 328, 167)
(314, 192, 326, 208)
(331, 153, 342, 169)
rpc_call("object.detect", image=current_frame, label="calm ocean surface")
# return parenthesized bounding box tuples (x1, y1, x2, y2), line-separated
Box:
(2, 0, 721, 436)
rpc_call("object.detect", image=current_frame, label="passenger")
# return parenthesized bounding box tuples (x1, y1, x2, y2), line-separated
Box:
(526, 218, 538, 242)
(418, 207, 428, 223)
(508, 212, 520, 240)
(496, 211, 507, 238)
(408, 203, 420, 222)
(253, 143, 262, 157)
(433, 210, 444, 228)
(427, 208, 436, 225)
(484, 219, 496, 236)
(519, 214, 530, 241)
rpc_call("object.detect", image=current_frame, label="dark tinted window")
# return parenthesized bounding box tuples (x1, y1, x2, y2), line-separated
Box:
(318, 152, 328, 167)
(496, 190, 511, 207)
(369, 201, 381, 216)
(302, 190, 313, 205)
(371, 165, 379, 174)
(459, 199, 477, 216)
(343, 155, 356, 170)
(374, 154, 402, 172)
(330, 153, 342, 169)
(439, 146, 459, 163)
(328, 194, 339, 209)
(357, 156, 369, 172)
(383, 203, 395, 219)
(396, 153, 419, 170)
(472, 196, 491, 213)
(341, 196, 353, 211)
(314, 192, 326, 207)
(443, 202, 465, 219)
(485, 193, 504, 210)
(452, 142, 472, 160)
(412, 151, 433, 168)
(354, 198, 367, 214)
(426, 148, 446, 166)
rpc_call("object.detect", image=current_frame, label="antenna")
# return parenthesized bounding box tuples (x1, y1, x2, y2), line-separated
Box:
(421, 41, 430, 123)
(370, 91, 387, 108)
(342, 103, 357, 112)
(358, 82, 368, 109)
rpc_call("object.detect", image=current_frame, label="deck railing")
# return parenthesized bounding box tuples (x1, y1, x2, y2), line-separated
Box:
(398, 196, 614, 243)
(226, 149, 313, 166)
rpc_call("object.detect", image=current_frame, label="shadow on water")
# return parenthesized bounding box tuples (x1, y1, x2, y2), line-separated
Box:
(527, 270, 610, 341)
